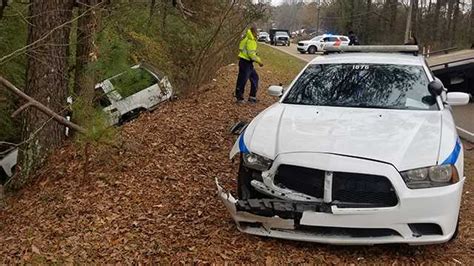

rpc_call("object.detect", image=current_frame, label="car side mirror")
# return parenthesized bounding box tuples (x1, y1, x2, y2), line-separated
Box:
(446, 92, 470, 106)
(428, 80, 444, 96)
(268, 85, 283, 97)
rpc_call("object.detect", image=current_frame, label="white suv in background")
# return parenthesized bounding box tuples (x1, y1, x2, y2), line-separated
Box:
(297, 34, 350, 54)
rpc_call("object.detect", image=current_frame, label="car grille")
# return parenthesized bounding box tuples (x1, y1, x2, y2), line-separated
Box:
(297, 42, 304, 46)
(274, 165, 398, 208)
(295, 225, 401, 238)
(332, 172, 398, 207)
(277, 37, 288, 41)
(274, 165, 325, 198)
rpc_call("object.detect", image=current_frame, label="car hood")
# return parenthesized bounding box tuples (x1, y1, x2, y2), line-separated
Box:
(244, 104, 442, 171)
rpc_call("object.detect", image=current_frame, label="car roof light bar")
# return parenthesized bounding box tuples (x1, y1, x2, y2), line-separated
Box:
(325, 45, 419, 55)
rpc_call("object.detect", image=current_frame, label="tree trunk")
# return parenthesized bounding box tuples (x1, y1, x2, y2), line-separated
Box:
(347, 0, 355, 32)
(411, 0, 419, 37)
(19, 0, 74, 184)
(433, 0, 443, 43)
(445, 0, 454, 43)
(74, 0, 102, 99)
(149, 0, 156, 23)
(161, 0, 170, 35)
(364, 0, 372, 43)
(449, 0, 460, 46)
(405, 0, 414, 43)
(0, 0, 8, 20)
(389, 0, 398, 43)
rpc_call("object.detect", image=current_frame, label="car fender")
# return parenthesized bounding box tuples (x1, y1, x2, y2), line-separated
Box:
(230, 132, 250, 159)
(438, 109, 463, 175)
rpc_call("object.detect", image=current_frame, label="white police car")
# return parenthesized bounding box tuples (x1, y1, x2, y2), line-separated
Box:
(217, 46, 470, 245)
(297, 34, 350, 54)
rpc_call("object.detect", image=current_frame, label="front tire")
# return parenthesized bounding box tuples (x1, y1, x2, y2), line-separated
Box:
(449, 217, 460, 242)
(237, 161, 265, 200)
(308, 45, 317, 54)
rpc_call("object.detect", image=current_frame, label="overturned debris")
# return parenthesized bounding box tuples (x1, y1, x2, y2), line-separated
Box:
(0, 143, 17, 184)
(94, 64, 174, 126)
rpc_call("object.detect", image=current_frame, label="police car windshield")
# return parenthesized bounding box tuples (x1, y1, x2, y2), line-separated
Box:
(283, 64, 437, 110)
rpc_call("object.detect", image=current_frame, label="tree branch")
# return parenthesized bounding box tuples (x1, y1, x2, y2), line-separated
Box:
(11, 102, 33, 118)
(173, 0, 195, 18)
(0, 75, 86, 134)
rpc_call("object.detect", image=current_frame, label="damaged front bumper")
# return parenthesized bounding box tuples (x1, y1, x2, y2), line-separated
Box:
(216, 176, 463, 245)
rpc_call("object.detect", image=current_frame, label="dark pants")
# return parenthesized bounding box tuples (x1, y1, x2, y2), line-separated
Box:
(235, 58, 259, 100)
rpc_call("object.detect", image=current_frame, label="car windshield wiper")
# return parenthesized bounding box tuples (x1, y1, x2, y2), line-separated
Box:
(284, 102, 417, 110)
(327, 103, 408, 109)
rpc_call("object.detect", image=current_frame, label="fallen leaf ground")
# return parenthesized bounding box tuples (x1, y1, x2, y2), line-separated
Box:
(1, 46, 473, 263)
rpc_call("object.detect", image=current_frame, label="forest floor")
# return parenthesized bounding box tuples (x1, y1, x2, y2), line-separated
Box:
(1, 45, 473, 264)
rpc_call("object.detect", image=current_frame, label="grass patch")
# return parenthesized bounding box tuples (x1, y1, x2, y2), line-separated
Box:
(258, 44, 306, 84)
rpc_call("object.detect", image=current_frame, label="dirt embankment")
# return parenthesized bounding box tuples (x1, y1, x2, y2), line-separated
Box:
(1, 47, 473, 263)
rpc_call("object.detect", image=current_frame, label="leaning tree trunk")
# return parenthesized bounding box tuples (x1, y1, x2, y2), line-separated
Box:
(74, 0, 102, 100)
(19, 0, 74, 184)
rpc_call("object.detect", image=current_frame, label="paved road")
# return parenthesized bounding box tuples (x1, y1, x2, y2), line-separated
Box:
(264, 43, 318, 63)
(265, 43, 474, 142)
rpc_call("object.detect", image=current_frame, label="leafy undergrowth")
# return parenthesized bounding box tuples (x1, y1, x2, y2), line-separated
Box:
(0, 48, 473, 264)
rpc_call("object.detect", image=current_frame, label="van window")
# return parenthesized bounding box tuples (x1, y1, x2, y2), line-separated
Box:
(323, 37, 338, 42)
(109, 67, 158, 98)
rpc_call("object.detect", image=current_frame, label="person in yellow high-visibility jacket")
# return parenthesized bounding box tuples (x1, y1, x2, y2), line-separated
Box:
(235, 25, 263, 104)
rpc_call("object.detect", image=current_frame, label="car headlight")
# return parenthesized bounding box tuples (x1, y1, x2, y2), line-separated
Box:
(242, 153, 273, 171)
(401, 165, 459, 189)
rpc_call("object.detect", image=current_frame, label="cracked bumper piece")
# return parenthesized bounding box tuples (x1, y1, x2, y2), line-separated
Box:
(216, 178, 463, 245)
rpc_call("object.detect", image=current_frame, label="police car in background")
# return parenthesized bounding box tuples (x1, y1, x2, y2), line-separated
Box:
(217, 45, 470, 245)
(297, 34, 350, 54)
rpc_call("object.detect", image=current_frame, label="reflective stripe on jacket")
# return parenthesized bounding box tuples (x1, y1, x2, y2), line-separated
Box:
(238, 29, 262, 64)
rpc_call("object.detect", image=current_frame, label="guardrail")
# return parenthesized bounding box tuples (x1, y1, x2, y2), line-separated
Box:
(423, 46, 457, 57)
(430, 57, 474, 69)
